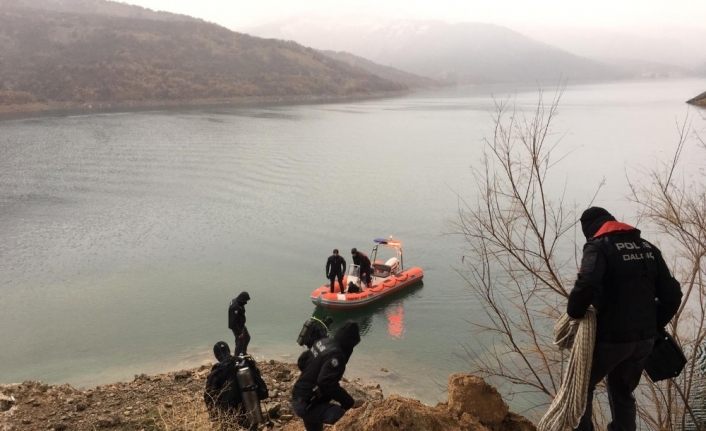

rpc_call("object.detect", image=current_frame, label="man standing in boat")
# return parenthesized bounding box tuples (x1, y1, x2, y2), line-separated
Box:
(325, 249, 346, 293)
(351, 248, 372, 288)
(228, 291, 251, 356)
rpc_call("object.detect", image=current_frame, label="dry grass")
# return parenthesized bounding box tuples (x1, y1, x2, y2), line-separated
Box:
(156, 394, 248, 431)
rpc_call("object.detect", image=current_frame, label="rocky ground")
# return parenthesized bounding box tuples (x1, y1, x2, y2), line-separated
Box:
(1, 362, 534, 431)
(0, 360, 382, 431)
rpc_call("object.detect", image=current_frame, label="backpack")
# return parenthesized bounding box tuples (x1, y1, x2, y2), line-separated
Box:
(645, 330, 687, 382)
(204, 357, 242, 414)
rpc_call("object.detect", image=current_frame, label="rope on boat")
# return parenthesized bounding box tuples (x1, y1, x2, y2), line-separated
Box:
(537, 308, 596, 431)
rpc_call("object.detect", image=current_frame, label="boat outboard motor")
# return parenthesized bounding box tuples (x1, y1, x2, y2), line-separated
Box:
(235, 356, 265, 427)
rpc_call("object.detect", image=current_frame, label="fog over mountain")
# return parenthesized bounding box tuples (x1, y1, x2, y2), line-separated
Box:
(699, 62, 706, 77)
(514, 25, 706, 72)
(251, 18, 623, 84)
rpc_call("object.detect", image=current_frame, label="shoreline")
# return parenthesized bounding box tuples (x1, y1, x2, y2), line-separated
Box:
(4, 79, 701, 122)
(1, 345, 444, 408)
(0, 358, 384, 431)
(0, 90, 410, 122)
(0, 360, 536, 431)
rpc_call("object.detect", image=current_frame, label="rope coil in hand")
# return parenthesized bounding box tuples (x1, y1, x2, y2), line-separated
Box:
(537, 308, 596, 431)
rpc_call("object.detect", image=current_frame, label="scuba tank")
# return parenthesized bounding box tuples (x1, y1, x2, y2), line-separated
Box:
(297, 316, 331, 347)
(297, 318, 314, 346)
(236, 356, 265, 427)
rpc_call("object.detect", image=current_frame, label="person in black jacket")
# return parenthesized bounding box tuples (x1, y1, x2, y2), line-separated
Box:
(204, 341, 245, 423)
(291, 321, 361, 431)
(228, 291, 251, 356)
(568, 207, 682, 431)
(326, 249, 346, 293)
(351, 248, 372, 288)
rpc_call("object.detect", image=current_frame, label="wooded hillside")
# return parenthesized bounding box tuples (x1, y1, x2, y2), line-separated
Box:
(0, 0, 406, 113)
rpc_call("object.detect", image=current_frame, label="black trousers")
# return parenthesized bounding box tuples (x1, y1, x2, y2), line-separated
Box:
(329, 273, 344, 293)
(233, 326, 251, 356)
(361, 270, 371, 287)
(291, 398, 346, 431)
(575, 338, 655, 431)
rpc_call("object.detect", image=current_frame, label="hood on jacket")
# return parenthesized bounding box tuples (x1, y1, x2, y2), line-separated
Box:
(334, 321, 361, 359)
(235, 291, 250, 305)
(592, 221, 638, 239)
(580, 207, 616, 240)
(213, 341, 231, 362)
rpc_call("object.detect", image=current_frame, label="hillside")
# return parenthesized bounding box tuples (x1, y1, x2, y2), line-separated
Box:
(0, 0, 407, 114)
(251, 19, 624, 84)
(321, 50, 438, 88)
(0, 0, 193, 21)
(687, 91, 706, 107)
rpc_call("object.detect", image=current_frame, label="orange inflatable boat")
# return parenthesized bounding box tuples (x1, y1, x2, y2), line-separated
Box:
(311, 238, 424, 309)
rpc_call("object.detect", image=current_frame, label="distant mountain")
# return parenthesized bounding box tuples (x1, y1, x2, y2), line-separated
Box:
(513, 25, 706, 72)
(320, 50, 437, 88)
(250, 19, 624, 84)
(0, 0, 407, 113)
(608, 58, 696, 79)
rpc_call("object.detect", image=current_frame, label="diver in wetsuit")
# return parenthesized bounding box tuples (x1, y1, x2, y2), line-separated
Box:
(292, 321, 361, 431)
(326, 249, 346, 293)
(351, 248, 372, 288)
(228, 291, 251, 356)
(204, 341, 245, 423)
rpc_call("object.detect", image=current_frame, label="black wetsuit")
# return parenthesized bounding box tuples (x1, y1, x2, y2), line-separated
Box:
(352, 252, 372, 287)
(326, 254, 346, 293)
(228, 292, 251, 356)
(204, 342, 246, 424)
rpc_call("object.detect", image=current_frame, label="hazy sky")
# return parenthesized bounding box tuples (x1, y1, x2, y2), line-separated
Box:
(122, 0, 706, 32)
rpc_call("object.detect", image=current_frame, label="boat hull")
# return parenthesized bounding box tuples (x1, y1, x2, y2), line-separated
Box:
(310, 267, 424, 309)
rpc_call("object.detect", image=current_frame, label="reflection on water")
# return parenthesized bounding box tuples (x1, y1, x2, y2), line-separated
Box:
(386, 304, 405, 339)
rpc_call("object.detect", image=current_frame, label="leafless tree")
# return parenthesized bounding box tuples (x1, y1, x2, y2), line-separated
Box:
(457, 93, 705, 429)
(455, 90, 580, 410)
(628, 114, 706, 431)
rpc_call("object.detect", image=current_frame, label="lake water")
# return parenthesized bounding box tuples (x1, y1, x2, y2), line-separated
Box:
(1, 79, 705, 409)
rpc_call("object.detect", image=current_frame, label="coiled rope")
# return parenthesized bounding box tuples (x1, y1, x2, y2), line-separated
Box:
(537, 308, 596, 431)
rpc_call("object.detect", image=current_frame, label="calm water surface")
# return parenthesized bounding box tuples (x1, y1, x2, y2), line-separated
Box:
(1, 79, 705, 408)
